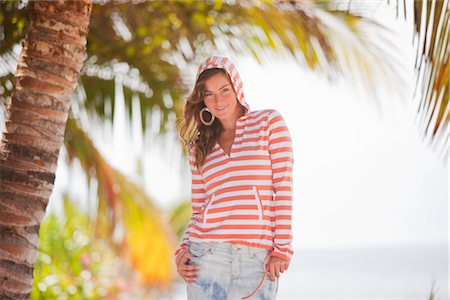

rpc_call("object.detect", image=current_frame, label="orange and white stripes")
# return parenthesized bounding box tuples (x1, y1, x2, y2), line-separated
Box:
(175, 109, 294, 265)
(175, 56, 294, 266)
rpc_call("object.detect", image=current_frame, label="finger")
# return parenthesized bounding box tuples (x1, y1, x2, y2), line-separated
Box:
(177, 262, 199, 279)
(179, 268, 199, 280)
(183, 270, 199, 278)
(180, 264, 200, 271)
(184, 252, 194, 262)
(181, 262, 200, 275)
(186, 278, 197, 284)
(184, 275, 197, 284)
(178, 254, 189, 265)
(178, 256, 198, 270)
(184, 266, 198, 283)
(181, 272, 197, 282)
(268, 263, 276, 281)
(274, 264, 280, 279)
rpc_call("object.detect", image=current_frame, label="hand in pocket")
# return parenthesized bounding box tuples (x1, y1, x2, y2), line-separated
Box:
(176, 251, 200, 284)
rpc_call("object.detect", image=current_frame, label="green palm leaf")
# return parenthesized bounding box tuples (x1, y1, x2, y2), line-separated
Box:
(3, 0, 404, 138)
(64, 116, 177, 287)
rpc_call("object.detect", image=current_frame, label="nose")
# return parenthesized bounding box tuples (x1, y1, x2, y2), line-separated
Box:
(213, 94, 224, 104)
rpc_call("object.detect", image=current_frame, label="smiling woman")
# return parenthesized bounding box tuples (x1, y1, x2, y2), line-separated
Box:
(175, 56, 295, 299)
(203, 71, 245, 157)
(203, 74, 238, 116)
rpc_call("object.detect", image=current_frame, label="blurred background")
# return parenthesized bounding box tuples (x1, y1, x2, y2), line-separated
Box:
(0, 0, 448, 299)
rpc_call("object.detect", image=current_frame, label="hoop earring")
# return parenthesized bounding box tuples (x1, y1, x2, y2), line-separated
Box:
(199, 107, 215, 126)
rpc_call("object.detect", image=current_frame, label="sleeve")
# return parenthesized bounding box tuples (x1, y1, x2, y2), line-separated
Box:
(174, 147, 207, 265)
(267, 110, 294, 263)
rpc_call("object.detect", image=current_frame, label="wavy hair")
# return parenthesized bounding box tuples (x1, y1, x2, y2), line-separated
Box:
(177, 68, 235, 169)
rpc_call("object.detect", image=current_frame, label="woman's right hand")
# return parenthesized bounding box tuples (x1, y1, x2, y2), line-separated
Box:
(176, 251, 200, 284)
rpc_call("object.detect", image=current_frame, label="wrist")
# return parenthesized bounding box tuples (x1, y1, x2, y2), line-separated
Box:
(270, 251, 291, 263)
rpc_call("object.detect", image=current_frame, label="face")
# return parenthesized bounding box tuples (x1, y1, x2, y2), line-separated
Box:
(203, 72, 240, 121)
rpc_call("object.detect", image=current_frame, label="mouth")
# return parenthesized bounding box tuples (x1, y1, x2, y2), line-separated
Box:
(216, 105, 228, 112)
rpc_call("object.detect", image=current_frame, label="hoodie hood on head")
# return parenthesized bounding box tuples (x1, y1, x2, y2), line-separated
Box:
(196, 56, 250, 117)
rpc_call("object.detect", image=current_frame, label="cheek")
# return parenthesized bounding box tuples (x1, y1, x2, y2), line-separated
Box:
(203, 97, 214, 108)
(225, 93, 238, 104)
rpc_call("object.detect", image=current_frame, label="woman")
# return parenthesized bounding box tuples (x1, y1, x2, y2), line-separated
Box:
(175, 56, 294, 299)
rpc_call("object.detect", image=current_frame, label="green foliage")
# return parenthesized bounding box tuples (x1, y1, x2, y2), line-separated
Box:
(1, 0, 391, 138)
(169, 200, 192, 239)
(0, 1, 28, 53)
(2, 0, 446, 156)
(64, 117, 177, 286)
(31, 197, 136, 299)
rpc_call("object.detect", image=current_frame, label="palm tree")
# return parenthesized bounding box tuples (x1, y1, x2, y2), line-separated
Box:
(0, 0, 93, 298)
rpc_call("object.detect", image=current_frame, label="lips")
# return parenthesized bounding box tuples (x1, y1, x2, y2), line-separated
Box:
(216, 105, 228, 112)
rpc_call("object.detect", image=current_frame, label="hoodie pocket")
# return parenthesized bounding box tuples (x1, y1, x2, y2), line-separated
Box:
(252, 186, 264, 221)
(201, 194, 215, 224)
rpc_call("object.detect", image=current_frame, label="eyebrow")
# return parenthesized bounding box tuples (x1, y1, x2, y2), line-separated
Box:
(205, 84, 230, 92)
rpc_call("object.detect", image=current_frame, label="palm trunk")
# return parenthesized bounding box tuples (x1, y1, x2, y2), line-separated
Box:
(0, 1, 92, 298)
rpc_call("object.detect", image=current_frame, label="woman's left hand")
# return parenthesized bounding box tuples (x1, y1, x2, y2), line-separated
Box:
(267, 256, 290, 281)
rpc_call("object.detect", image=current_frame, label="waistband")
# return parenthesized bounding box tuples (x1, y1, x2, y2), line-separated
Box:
(188, 241, 268, 256)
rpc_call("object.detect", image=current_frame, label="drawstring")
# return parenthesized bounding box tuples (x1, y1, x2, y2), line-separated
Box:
(241, 252, 275, 299)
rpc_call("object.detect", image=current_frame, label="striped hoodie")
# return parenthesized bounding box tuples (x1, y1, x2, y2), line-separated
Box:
(175, 56, 294, 265)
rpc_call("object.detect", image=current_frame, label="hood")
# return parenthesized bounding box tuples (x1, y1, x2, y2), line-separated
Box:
(195, 56, 251, 118)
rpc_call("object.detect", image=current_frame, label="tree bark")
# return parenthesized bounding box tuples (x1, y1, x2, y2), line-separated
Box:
(0, 1, 92, 298)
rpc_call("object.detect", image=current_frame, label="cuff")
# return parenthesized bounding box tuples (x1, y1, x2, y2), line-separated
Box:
(270, 244, 293, 263)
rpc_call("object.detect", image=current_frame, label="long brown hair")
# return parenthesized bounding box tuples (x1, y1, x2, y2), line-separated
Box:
(177, 68, 233, 169)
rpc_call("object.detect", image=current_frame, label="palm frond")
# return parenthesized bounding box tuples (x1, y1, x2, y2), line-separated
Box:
(2, 0, 405, 142)
(411, 0, 449, 162)
(64, 116, 177, 288)
(341, 0, 449, 162)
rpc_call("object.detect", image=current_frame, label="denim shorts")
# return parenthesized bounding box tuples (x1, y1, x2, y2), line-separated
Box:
(186, 241, 279, 299)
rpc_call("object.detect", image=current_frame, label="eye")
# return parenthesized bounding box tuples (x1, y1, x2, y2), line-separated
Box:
(221, 88, 230, 93)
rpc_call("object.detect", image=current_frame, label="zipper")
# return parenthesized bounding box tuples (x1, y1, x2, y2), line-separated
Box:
(202, 193, 215, 224)
(252, 186, 263, 221)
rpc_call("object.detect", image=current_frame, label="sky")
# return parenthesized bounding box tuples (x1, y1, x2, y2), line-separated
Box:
(1, 1, 446, 252)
